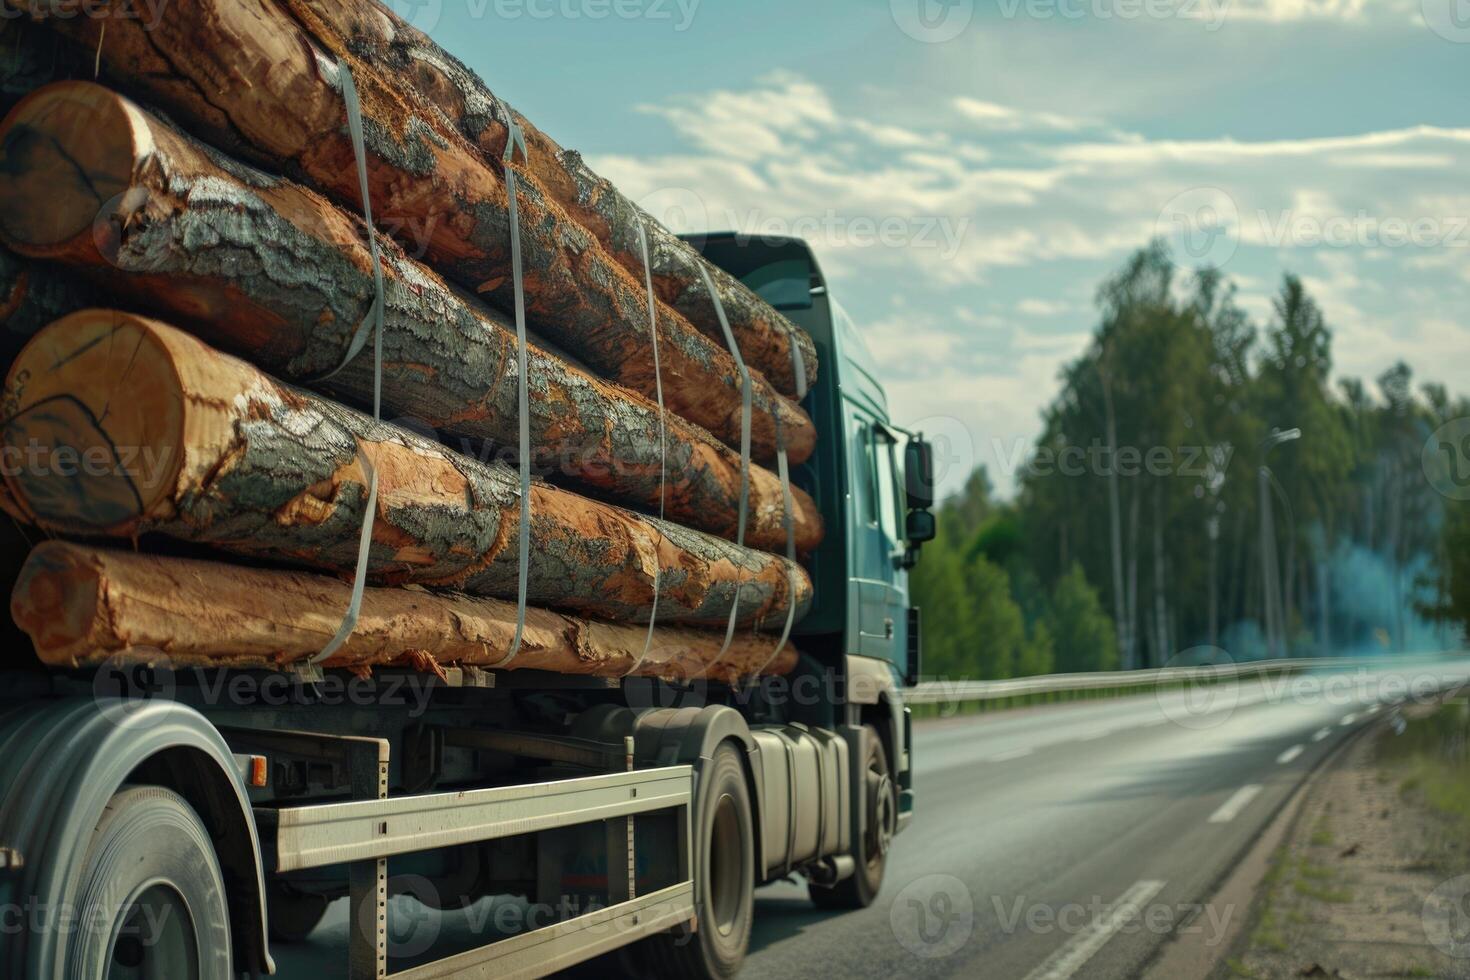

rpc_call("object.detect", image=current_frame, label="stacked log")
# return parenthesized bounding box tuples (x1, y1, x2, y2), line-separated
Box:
(1, 311, 811, 629)
(4, 0, 812, 463)
(13, 542, 796, 681)
(289, 0, 819, 398)
(0, 82, 821, 552)
(0, 6, 824, 683)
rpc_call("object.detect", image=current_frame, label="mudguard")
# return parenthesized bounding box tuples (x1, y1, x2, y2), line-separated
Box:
(0, 697, 273, 978)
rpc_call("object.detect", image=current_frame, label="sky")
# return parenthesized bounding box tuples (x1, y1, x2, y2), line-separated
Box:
(410, 0, 1470, 498)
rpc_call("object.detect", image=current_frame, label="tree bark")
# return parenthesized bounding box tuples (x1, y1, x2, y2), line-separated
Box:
(289, 0, 818, 397)
(4, 9, 815, 462)
(12, 541, 799, 682)
(1, 311, 812, 629)
(0, 83, 821, 552)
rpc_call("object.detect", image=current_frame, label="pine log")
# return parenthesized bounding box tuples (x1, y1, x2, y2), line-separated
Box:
(5, 7, 815, 463)
(0, 82, 821, 552)
(290, 0, 818, 397)
(13, 542, 798, 682)
(1, 311, 812, 629)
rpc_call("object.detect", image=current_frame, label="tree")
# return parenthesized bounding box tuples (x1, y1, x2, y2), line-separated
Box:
(1047, 564, 1120, 673)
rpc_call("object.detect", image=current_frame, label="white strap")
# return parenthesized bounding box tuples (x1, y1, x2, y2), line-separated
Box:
(313, 60, 384, 665)
(623, 218, 667, 678)
(751, 339, 808, 680)
(697, 264, 753, 666)
(489, 119, 533, 669)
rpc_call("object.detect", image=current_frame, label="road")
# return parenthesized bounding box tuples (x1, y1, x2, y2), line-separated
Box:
(743, 658, 1470, 979)
(272, 658, 1470, 979)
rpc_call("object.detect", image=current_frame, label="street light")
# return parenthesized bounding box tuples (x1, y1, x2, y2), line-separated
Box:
(1259, 428, 1301, 658)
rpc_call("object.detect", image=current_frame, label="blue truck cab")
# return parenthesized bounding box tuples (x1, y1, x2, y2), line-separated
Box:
(694, 232, 937, 834)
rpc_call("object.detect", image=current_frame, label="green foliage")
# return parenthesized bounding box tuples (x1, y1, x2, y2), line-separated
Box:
(909, 240, 1467, 679)
(1046, 564, 1120, 673)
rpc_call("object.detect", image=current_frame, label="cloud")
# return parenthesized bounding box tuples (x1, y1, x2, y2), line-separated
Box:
(1017, 298, 1076, 317)
(592, 72, 1470, 494)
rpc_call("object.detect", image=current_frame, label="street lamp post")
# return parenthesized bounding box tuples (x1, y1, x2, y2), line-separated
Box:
(1260, 427, 1301, 658)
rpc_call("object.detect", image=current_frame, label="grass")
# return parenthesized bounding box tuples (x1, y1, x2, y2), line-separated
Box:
(1291, 878, 1354, 903)
(1377, 699, 1470, 834)
(1224, 958, 1259, 978)
(1249, 848, 1291, 953)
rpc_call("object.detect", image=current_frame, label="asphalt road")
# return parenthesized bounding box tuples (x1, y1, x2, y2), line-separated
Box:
(743, 657, 1470, 980)
(272, 657, 1470, 979)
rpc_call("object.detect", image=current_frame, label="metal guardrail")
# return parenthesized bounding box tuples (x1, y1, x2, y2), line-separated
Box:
(904, 657, 1385, 706)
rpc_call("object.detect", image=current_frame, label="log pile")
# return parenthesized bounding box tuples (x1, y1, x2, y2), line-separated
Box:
(0, 82, 820, 552)
(0, 8, 823, 683)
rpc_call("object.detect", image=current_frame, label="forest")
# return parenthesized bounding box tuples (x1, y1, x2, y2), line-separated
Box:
(910, 242, 1470, 680)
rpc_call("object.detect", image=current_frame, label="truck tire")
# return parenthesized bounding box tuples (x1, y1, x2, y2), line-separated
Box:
(809, 725, 895, 910)
(67, 785, 233, 979)
(640, 742, 754, 979)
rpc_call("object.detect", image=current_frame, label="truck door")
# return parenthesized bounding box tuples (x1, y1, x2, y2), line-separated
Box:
(849, 414, 908, 659)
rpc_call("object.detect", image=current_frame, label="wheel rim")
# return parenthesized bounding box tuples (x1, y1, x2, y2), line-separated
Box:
(709, 793, 744, 937)
(107, 881, 199, 980)
(864, 750, 896, 875)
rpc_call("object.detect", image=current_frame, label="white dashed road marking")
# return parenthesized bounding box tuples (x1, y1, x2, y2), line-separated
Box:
(1021, 879, 1168, 980)
(1208, 784, 1263, 824)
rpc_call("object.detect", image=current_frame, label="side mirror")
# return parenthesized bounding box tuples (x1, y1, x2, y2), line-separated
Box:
(905, 438, 935, 511)
(905, 509, 936, 546)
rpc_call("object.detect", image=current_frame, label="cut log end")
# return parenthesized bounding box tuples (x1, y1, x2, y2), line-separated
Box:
(9, 540, 105, 666)
(0, 81, 142, 255)
(2, 308, 185, 532)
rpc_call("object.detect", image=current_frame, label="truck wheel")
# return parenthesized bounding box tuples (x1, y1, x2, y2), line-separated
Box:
(266, 881, 330, 943)
(810, 725, 895, 910)
(67, 785, 233, 979)
(640, 742, 754, 979)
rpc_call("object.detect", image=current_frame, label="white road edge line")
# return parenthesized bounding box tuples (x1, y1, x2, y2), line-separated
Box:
(1208, 784, 1263, 824)
(1277, 745, 1304, 765)
(1021, 879, 1167, 980)
(1312, 728, 1331, 742)
(989, 747, 1034, 762)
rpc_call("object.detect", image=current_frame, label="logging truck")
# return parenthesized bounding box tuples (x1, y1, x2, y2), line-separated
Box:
(0, 233, 936, 979)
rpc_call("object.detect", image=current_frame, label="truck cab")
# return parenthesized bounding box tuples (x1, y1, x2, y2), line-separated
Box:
(694, 232, 937, 833)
